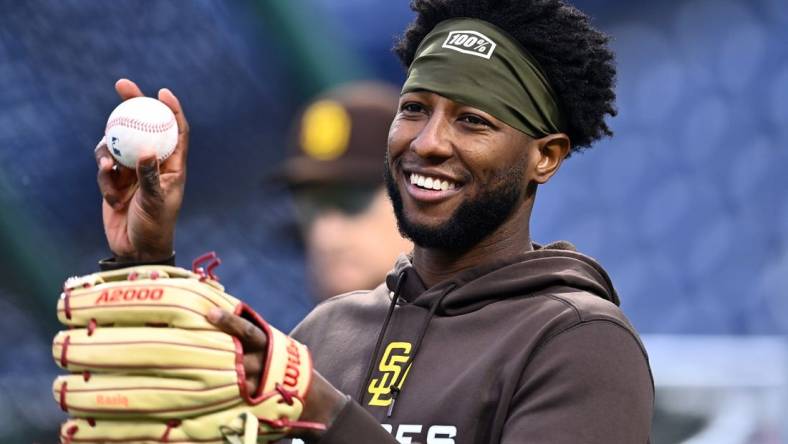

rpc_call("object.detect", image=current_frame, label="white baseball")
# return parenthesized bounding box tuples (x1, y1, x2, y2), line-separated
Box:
(104, 97, 178, 169)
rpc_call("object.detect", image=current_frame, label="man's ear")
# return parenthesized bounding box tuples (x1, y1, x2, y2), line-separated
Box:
(532, 133, 570, 184)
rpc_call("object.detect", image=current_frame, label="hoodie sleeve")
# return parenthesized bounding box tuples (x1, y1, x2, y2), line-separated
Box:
(501, 320, 653, 444)
(311, 398, 399, 444)
(288, 294, 399, 444)
(286, 400, 398, 444)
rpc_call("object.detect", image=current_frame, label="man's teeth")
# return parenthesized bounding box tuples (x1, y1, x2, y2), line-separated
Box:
(409, 173, 457, 191)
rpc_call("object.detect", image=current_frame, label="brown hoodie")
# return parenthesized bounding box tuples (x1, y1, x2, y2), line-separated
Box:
(291, 242, 653, 443)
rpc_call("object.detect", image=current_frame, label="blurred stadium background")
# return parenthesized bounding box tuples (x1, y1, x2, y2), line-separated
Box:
(0, 0, 785, 442)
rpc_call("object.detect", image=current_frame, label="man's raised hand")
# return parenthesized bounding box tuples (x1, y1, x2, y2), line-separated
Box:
(95, 78, 190, 262)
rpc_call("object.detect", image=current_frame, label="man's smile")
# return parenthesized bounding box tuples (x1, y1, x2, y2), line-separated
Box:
(400, 169, 464, 204)
(409, 172, 459, 191)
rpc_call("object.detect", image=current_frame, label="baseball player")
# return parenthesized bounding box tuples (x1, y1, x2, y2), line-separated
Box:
(65, 0, 653, 443)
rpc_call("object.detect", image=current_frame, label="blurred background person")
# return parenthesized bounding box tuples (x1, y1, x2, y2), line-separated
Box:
(274, 81, 412, 301)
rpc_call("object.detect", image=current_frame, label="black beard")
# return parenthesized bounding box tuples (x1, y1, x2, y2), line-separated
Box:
(383, 157, 525, 252)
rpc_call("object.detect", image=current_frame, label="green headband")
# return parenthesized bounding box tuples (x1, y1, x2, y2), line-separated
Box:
(402, 18, 566, 138)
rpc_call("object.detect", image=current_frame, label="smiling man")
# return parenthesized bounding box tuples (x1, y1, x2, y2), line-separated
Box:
(89, 0, 652, 443)
(288, 2, 654, 442)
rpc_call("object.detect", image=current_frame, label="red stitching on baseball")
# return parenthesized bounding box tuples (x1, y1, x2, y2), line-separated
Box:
(106, 116, 176, 134)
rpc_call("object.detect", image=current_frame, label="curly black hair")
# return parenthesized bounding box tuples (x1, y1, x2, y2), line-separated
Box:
(394, 0, 616, 151)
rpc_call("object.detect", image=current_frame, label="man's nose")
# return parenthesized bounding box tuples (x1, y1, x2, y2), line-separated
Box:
(410, 113, 453, 160)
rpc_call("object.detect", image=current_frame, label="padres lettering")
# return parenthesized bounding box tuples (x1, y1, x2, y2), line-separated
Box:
(95, 287, 164, 304)
(382, 424, 457, 444)
(293, 424, 456, 444)
(368, 342, 412, 407)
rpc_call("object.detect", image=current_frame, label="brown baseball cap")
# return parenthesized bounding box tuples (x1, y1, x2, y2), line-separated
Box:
(275, 81, 400, 187)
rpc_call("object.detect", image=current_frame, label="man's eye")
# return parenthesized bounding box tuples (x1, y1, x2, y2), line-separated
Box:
(460, 114, 490, 126)
(401, 102, 424, 113)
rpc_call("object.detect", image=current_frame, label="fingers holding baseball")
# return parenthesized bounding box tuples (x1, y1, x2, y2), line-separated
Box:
(135, 149, 164, 214)
(95, 138, 135, 210)
(98, 78, 186, 261)
(157, 87, 190, 172)
(115, 78, 144, 101)
(112, 79, 189, 177)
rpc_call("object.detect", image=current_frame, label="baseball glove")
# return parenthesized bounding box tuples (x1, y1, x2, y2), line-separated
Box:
(52, 254, 323, 444)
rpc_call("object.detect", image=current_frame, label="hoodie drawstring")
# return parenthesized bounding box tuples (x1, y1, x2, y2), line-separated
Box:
(356, 270, 408, 404)
(386, 283, 455, 418)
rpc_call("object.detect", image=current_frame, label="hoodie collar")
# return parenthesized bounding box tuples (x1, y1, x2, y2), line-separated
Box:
(385, 241, 619, 316)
